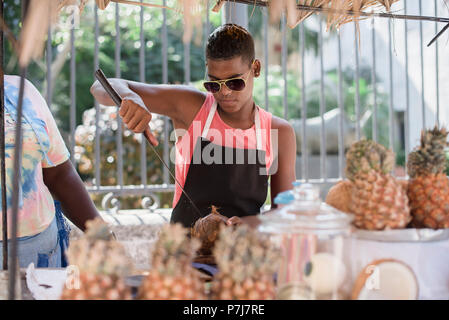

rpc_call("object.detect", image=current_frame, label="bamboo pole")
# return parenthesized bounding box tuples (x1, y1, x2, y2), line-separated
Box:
(8, 0, 29, 300)
(0, 0, 7, 271)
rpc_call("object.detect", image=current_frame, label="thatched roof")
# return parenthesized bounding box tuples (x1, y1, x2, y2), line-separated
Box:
(8, 0, 447, 68)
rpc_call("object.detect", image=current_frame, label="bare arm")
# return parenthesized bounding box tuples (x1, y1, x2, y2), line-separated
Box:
(43, 160, 101, 231)
(90, 79, 206, 134)
(269, 117, 297, 208)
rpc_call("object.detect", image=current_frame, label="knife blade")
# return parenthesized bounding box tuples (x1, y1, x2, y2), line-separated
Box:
(94, 68, 203, 219)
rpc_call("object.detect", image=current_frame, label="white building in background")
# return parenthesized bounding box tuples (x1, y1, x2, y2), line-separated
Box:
(300, 0, 448, 153)
(222, 1, 448, 180)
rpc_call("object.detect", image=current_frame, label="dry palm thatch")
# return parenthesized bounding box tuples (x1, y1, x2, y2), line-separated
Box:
(260, 0, 400, 30)
(95, 0, 207, 44)
(18, 0, 90, 67)
(173, 0, 208, 44)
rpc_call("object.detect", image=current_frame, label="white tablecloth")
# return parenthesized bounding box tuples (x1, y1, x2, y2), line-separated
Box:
(348, 237, 449, 300)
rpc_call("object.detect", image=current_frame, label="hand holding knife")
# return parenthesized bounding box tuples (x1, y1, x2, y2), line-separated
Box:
(93, 68, 203, 219)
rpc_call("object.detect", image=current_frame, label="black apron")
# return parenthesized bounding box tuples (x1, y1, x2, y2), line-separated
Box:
(171, 101, 269, 228)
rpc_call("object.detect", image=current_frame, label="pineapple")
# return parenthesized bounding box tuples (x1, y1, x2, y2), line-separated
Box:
(407, 126, 449, 229)
(60, 218, 133, 300)
(211, 225, 280, 300)
(137, 223, 206, 300)
(345, 139, 411, 230)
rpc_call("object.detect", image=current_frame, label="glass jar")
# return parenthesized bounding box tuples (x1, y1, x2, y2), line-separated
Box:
(259, 183, 353, 300)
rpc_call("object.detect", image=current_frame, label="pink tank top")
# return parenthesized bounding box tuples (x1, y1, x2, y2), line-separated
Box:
(173, 93, 273, 207)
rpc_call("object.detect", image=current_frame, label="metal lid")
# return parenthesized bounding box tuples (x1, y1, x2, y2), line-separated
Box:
(259, 183, 353, 236)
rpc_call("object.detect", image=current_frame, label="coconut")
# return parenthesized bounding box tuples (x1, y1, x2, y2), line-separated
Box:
(352, 259, 419, 300)
(325, 180, 352, 213)
(191, 205, 228, 256)
(303, 252, 347, 296)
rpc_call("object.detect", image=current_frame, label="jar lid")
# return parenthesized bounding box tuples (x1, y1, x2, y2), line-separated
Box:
(259, 183, 353, 236)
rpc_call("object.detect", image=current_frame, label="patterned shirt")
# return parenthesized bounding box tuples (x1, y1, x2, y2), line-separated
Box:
(1, 75, 70, 238)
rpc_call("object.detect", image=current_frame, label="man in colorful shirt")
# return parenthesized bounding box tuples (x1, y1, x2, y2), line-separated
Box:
(1, 75, 101, 268)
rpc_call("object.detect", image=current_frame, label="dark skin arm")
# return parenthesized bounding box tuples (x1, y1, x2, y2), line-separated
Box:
(43, 160, 101, 231)
(90, 79, 205, 135)
(269, 116, 297, 206)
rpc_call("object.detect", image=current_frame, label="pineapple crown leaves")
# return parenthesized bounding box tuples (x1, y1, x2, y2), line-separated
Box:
(66, 218, 133, 276)
(152, 223, 200, 276)
(345, 139, 395, 180)
(407, 126, 449, 178)
(213, 225, 281, 283)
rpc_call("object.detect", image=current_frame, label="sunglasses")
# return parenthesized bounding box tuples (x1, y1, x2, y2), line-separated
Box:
(203, 62, 255, 94)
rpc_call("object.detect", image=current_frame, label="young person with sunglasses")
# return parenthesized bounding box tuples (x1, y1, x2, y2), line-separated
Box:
(90, 24, 297, 228)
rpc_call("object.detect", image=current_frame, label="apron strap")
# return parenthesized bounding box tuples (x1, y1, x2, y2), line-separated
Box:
(201, 101, 217, 139)
(202, 101, 263, 151)
(254, 106, 262, 151)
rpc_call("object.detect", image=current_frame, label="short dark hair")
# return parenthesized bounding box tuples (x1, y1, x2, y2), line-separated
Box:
(206, 24, 255, 66)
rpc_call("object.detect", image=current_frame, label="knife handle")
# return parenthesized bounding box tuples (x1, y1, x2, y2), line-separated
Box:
(95, 68, 158, 147)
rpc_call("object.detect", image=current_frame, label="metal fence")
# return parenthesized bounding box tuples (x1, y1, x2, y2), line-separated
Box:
(43, 1, 448, 211)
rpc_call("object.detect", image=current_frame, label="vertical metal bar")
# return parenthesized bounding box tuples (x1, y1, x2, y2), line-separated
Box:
(206, 0, 210, 35)
(388, 19, 394, 152)
(115, 2, 123, 187)
(0, 0, 7, 270)
(9, 0, 29, 299)
(94, 4, 100, 188)
(264, 8, 269, 111)
(70, 27, 76, 164)
(139, 1, 147, 185)
(404, 1, 410, 170)
(419, 1, 425, 128)
(337, 31, 344, 179)
(434, 0, 440, 126)
(8, 67, 27, 300)
(46, 29, 52, 105)
(371, 18, 378, 142)
(319, 19, 326, 181)
(354, 25, 361, 140)
(281, 14, 287, 119)
(162, 0, 169, 185)
(139, 0, 147, 188)
(184, 41, 190, 84)
(300, 23, 307, 181)
(204, 0, 210, 51)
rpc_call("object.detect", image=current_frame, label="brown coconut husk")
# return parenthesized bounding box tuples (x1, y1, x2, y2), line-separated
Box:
(325, 180, 353, 213)
(191, 205, 228, 258)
